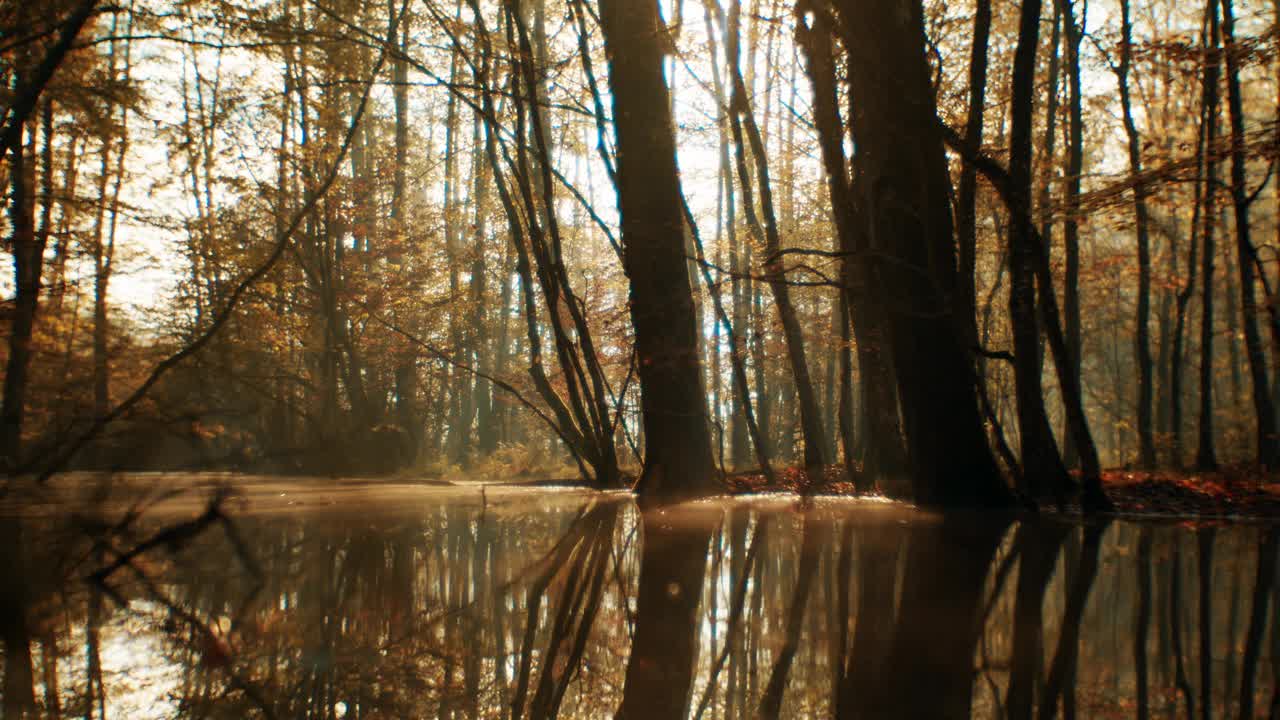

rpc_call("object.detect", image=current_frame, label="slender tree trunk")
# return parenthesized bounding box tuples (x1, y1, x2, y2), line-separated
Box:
(699, 0, 763, 473)
(1116, 0, 1158, 468)
(0, 116, 45, 473)
(1009, 0, 1073, 501)
(724, 0, 829, 471)
(1173, 23, 1211, 467)
(442, 13, 467, 464)
(1220, 0, 1278, 467)
(1060, 0, 1085, 469)
(957, 0, 992, 351)
(1197, 0, 1221, 471)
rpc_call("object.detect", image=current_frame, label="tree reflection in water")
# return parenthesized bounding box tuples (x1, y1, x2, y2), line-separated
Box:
(0, 486, 1278, 718)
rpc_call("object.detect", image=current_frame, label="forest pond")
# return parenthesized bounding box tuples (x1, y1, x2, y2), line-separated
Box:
(2, 476, 1279, 718)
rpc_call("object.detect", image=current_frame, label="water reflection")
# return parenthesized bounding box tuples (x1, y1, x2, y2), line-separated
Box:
(1, 485, 1278, 718)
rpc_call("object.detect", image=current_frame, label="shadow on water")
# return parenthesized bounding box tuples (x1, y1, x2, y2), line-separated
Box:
(1, 476, 1279, 718)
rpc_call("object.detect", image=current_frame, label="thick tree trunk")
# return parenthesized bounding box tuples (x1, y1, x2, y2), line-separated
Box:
(833, 0, 1010, 507)
(795, 5, 904, 490)
(598, 0, 717, 500)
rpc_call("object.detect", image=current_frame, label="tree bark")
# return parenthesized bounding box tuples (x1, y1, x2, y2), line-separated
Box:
(1009, 0, 1073, 502)
(598, 0, 717, 500)
(0, 117, 45, 472)
(1116, 0, 1158, 468)
(1197, 0, 1221, 471)
(1060, 0, 1085, 469)
(794, 4, 904, 490)
(957, 0, 992, 351)
(832, 0, 1010, 507)
(1219, 0, 1278, 467)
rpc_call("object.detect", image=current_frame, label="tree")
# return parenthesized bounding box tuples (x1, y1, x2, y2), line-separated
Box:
(1196, 0, 1221, 472)
(1008, 0, 1074, 502)
(1114, 0, 1158, 469)
(1218, 0, 1277, 468)
(597, 0, 716, 500)
(827, 0, 1011, 507)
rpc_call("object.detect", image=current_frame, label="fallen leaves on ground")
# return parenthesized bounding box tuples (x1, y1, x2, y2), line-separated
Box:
(1101, 466, 1280, 519)
(720, 463, 1280, 518)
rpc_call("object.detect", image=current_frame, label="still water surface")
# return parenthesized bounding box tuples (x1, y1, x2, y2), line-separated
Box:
(1, 476, 1278, 718)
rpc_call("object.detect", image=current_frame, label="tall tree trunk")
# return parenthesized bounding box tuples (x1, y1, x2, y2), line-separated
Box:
(957, 0, 992, 351)
(1219, 0, 1278, 467)
(0, 116, 45, 472)
(1060, 0, 1085, 469)
(389, 0, 418, 461)
(598, 0, 717, 499)
(1197, 0, 1221, 471)
(1116, 0, 1157, 468)
(832, 0, 1010, 507)
(697, 0, 766, 473)
(1172, 22, 1212, 468)
(723, 0, 829, 472)
(471, 116, 496, 456)
(442, 11, 467, 464)
(795, 2, 905, 490)
(1009, 0, 1073, 501)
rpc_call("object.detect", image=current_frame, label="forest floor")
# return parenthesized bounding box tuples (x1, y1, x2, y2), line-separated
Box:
(722, 464, 1280, 519)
